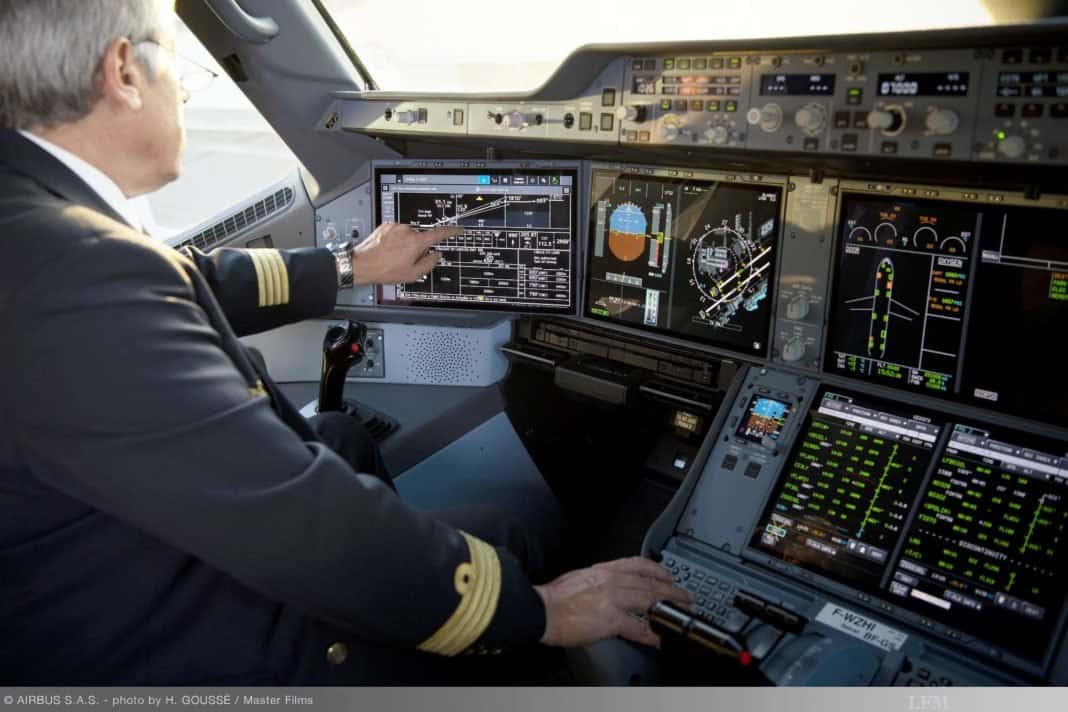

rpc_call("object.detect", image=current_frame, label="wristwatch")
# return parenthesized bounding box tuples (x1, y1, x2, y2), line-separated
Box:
(329, 240, 354, 289)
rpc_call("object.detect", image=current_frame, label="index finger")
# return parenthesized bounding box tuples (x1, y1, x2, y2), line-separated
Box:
(418, 225, 464, 248)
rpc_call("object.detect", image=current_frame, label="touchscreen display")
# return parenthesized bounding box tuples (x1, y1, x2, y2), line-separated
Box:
(374, 165, 578, 313)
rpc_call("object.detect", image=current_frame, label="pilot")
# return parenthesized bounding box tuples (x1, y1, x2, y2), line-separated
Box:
(0, 0, 690, 685)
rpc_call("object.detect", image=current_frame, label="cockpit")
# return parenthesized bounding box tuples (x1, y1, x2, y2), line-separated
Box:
(4, 0, 1068, 689)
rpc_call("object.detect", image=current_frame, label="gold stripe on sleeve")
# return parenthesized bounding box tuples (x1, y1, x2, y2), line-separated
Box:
(248, 250, 268, 307)
(416, 531, 502, 656)
(268, 250, 291, 305)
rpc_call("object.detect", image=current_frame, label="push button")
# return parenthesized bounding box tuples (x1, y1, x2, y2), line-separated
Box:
(722, 454, 738, 471)
(995, 102, 1016, 117)
(326, 642, 349, 665)
(744, 461, 762, 478)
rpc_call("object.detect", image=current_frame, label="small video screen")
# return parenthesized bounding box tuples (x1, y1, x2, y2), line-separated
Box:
(585, 168, 782, 356)
(374, 164, 579, 314)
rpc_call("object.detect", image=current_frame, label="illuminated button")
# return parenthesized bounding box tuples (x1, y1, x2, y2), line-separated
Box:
(933, 143, 952, 157)
(690, 100, 704, 111)
(632, 59, 644, 71)
(710, 58, 724, 69)
(452, 109, 464, 126)
(578, 112, 592, 130)
(803, 137, 819, 151)
(834, 110, 851, 128)
(727, 57, 742, 69)
(660, 99, 672, 111)
(1052, 103, 1068, 118)
(744, 461, 762, 478)
(722, 454, 738, 471)
(725, 101, 738, 112)
(694, 58, 708, 69)
(663, 58, 675, 69)
(846, 87, 863, 105)
(625, 130, 638, 142)
(995, 102, 1016, 117)
(599, 113, 614, 131)
(674, 99, 688, 112)
(662, 86, 678, 95)
(841, 133, 858, 152)
(707, 101, 720, 112)
(644, 59, 657, 71)
(601, 88, 617, 106)
(678, 58, 691, 70)
(881, 140, 898, 154)
(853, 111, 869, 129)
(639, 130, 651, 142)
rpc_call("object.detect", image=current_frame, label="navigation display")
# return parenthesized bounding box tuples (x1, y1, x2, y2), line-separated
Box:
(374, 165, 578, 313)
(750, 390, 942, 590)
(889, 423, 1068, 660)
(825, 195, 980, 395)
(586, 168, 782, 355)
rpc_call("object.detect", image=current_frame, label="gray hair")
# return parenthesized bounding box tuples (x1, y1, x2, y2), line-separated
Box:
(0, 0, 173, 130)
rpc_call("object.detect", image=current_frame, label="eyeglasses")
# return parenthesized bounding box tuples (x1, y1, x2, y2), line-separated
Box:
(135, 39, 219, 102)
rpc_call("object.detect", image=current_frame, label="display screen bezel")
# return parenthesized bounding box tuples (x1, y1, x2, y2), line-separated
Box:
(372, 163, 581, 316)
(582, 165, 787, 358)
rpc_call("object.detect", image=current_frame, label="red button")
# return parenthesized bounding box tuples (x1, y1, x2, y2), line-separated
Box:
(350, 343, 361, 353)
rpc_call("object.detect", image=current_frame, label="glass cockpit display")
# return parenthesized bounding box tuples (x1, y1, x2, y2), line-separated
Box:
(374, 165, 578, 313)
(890, 423, 1068, 661)
(750, 390, 942, 590)
(586, 169, 782, 355)
(825, 195, 980, 395)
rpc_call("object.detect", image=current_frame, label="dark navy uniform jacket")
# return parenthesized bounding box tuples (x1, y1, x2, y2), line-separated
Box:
(0, 129, 545, 684)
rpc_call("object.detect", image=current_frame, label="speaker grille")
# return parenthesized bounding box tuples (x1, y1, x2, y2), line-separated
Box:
(397, 327, 488, 385)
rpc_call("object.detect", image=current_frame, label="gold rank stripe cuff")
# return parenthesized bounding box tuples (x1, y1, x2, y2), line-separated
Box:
(417, 531, 501, 657)
(248, 249, 290, 307)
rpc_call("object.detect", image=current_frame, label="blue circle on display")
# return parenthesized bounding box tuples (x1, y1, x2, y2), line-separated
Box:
(609, 203, 647, 236)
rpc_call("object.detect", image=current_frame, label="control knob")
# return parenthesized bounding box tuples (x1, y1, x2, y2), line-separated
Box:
(925, 108, 960, 136)
(866, 106, 906, 135)
(501, 111, 541, 129)
(321, 223, 338, 242)
(997, 134, 1027, 159)
(793, 103, 826, 136)
(615, 105, 648, 123)
(704, 124, 729, 145)
(395, 110, 418, 125)
(746, 103, 783, 133)
(660, 115, 681, 141)
(781, 336, 807, 363)
(785, 296, 810, 321)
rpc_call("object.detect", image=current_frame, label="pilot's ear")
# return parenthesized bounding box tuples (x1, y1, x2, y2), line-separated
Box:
(99, 38, 145, 112)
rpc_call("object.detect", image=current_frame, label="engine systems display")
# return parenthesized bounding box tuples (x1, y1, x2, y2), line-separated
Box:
(586, 168, 782, 355)
(825, 195, 980, 395)
(750, 390, 942, 590)
(889, 423, 1068, 661)
(374, 166, 578, 313)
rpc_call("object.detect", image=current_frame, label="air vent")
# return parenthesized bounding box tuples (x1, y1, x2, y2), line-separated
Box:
(177, 187, 294, 252)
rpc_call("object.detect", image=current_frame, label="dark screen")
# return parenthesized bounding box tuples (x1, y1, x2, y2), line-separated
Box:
(961, 204, 1068, 422)
(585, 170, 781, 355)
(750, 389, 942, 590)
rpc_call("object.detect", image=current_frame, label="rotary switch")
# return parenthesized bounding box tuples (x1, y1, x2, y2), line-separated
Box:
(615, 105, 648, 123)
(793, 103, 826, 136)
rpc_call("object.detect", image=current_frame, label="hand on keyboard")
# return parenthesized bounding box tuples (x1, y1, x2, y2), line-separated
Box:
(534, 556, 695, 648)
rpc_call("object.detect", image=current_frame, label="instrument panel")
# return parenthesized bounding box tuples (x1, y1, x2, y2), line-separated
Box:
(331, 28, 1068, 165)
